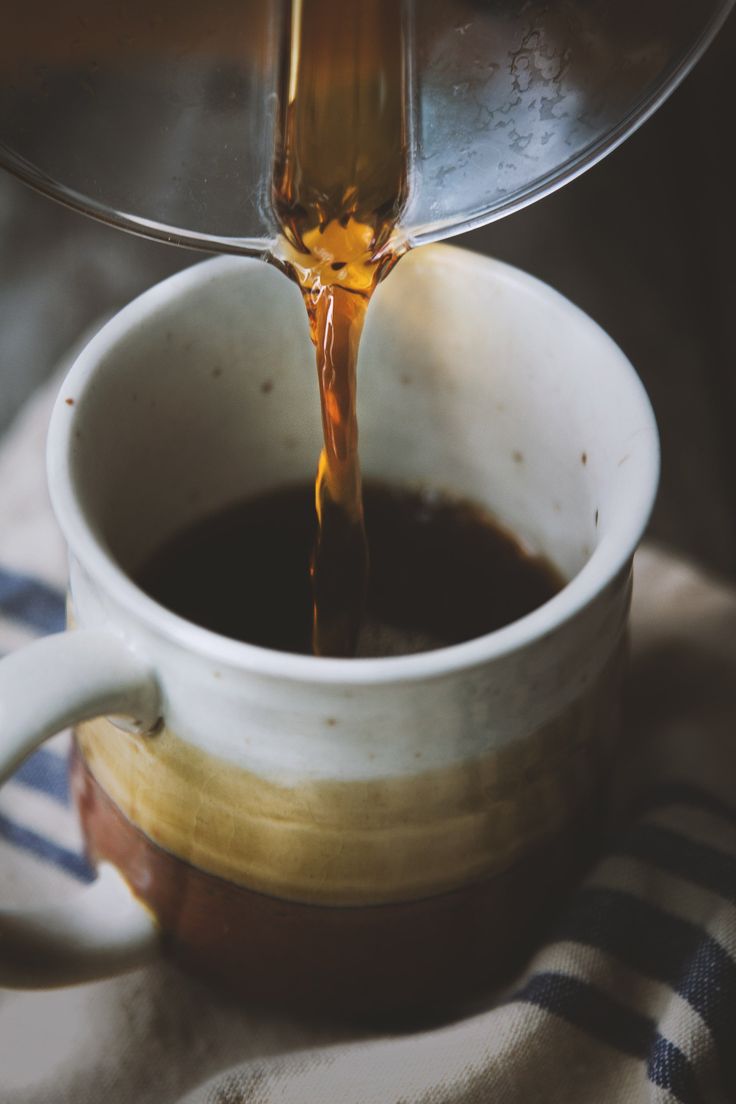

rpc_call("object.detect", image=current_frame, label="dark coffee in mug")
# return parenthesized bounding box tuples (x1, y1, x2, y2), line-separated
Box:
(136, 481, 563, 657)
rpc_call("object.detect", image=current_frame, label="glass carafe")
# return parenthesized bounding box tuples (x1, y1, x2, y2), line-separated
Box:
(1, 0, 732, 254)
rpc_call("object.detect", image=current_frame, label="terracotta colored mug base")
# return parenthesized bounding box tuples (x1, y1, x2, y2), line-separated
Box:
(71, 742, 601, 1021)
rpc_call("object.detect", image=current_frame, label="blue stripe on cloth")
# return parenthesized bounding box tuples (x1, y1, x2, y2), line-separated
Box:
(513, 972, 702, 1104)
(12, 747, 71, 806)
(648, 1034, 706, 1103)
(0, 812, 93, 883)
(0, 567, 66, 634)
(617, 823, 736, 905)
(555, 888, 736, 1099)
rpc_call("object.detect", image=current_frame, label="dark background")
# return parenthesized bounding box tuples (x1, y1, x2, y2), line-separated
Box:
(1, 14, 734, 578)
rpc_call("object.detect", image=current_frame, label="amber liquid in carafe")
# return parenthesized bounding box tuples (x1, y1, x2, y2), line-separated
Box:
(272, 0, 410, 657)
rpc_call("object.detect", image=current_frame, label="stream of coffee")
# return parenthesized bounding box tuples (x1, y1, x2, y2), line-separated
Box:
(272, 0, 410, 657)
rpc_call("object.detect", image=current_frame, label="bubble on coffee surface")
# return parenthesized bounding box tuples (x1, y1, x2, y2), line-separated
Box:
(356, 620, 444, 659)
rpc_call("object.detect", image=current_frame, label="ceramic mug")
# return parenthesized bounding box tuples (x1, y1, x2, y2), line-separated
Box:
(0, 246, 658, 1014)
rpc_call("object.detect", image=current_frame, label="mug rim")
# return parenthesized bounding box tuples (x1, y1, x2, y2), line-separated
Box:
(47, 247, 659, 686)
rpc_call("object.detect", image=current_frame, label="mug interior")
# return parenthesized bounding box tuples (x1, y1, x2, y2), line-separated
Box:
(58, 246, 657, 622)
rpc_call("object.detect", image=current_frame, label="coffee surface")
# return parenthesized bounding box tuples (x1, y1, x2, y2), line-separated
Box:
(136, 482, 563, 657)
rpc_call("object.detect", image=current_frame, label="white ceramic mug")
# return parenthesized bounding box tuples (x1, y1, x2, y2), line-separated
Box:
(0, 246, 658, 1013)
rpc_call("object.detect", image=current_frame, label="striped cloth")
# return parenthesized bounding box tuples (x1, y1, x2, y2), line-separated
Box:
(1, 375, 735, 1104)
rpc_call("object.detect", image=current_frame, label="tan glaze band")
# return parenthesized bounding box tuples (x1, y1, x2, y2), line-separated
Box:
(71, 745, 603, 1017)
(75, 653, 622, 906)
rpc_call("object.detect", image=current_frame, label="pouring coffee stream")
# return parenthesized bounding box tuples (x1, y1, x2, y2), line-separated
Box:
(272, 0, 410, 657)
(1, 0, 731, 654)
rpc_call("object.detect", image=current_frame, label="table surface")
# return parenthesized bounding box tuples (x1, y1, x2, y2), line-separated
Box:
(1, 14, 734, 581)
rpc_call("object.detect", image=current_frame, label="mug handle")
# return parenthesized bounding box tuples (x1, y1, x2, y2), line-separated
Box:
(0, 630, 162, 987)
